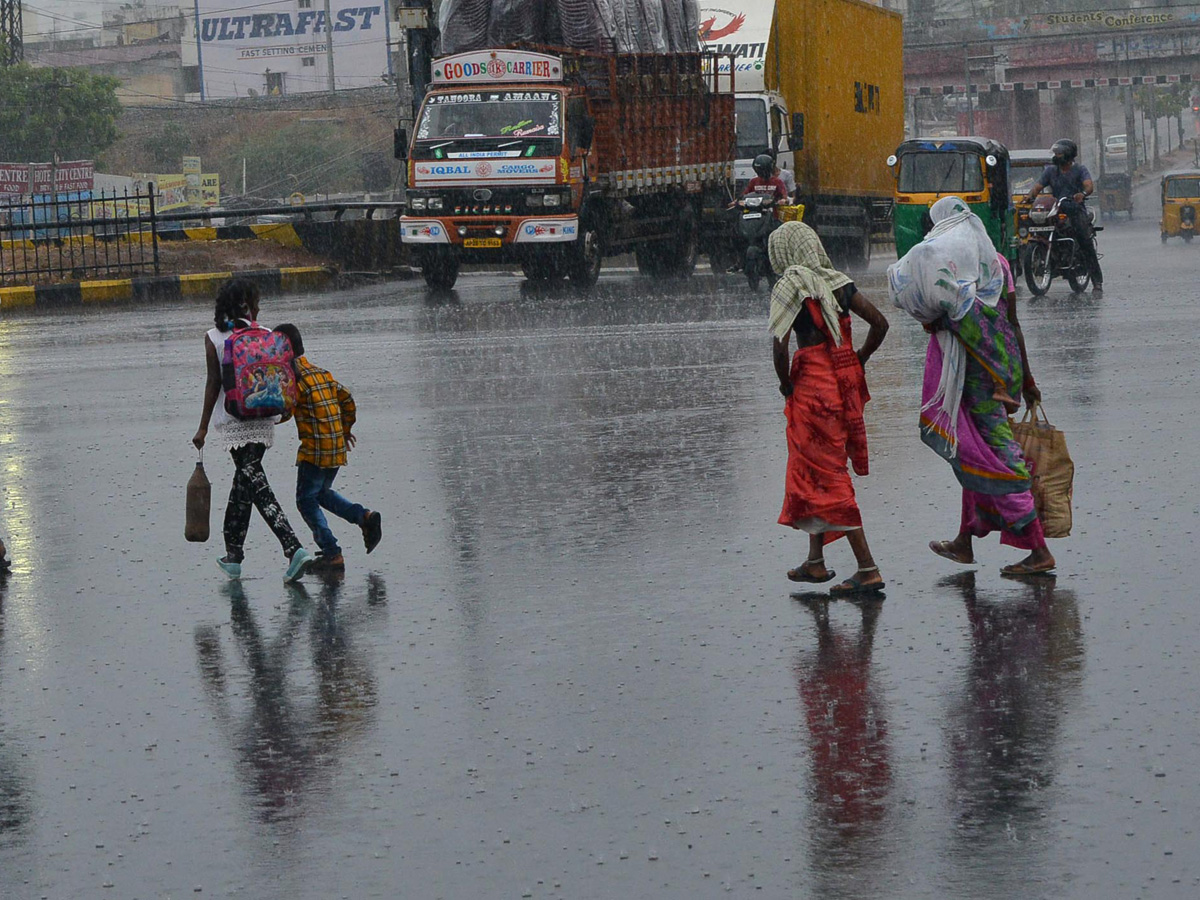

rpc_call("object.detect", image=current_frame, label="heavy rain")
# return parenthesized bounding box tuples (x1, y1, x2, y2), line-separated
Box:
(4, 0, 1200, 895)
(0, 219, 1197, 897)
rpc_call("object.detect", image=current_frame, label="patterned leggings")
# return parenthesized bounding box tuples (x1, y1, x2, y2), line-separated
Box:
(224, 443, 301, 562)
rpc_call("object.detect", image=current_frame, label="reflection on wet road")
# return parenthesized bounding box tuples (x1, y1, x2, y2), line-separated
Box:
(941, 573, 1083, 897)
(795, 598, 892, 897)
(0, 222, 1198, 897)
(194, 573, 383, 826)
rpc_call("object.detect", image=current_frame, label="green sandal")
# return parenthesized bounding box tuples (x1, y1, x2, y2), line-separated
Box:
(830, 566, 886, 597)
(787, 557, 836, 584)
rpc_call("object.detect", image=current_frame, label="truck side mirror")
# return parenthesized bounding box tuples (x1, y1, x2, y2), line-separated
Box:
(578, 115, 595, 152)
(393, 127, 408, 161)
(791, 113, 804, 151)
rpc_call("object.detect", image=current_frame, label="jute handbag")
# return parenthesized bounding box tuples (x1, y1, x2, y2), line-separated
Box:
(1012, 403, 1074, 539)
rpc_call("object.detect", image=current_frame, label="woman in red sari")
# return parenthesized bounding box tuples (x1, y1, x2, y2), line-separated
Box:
(770, 223, 890, 596)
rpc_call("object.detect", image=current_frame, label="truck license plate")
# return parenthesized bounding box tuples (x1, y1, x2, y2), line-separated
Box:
(464, 238, 501, 248)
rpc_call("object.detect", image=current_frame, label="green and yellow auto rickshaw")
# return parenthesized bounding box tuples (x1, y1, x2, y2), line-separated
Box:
(888, 137, 1017, 267)
(1160, 170, 1200, 243)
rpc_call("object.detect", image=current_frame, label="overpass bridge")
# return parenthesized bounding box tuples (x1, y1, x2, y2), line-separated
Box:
(904, 6, 1200, 150)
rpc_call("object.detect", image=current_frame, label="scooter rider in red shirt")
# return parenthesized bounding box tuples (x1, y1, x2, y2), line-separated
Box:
(745, 153, 789, 205)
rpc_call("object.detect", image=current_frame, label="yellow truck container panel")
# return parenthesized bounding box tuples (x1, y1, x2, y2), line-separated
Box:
(765, 0, 903, 201)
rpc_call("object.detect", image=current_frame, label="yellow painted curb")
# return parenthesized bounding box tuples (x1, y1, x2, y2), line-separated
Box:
(80, 280, 132, 303)
(281, 266, 334, 293)
(179, 272, 233, 296)
(183, 227, 219, 241)
(0, 285, 37, 308)
(252, 223, 304, 248)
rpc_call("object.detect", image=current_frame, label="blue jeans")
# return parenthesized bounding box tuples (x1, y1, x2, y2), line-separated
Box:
(295, 463, 365, 556)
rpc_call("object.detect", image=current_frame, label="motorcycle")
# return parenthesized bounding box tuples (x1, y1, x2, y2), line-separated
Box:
(1022, 195, 1103, 296)
(735, 194, 781, 291)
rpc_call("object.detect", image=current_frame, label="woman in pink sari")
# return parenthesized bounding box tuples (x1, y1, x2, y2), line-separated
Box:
(889, 197, 1054, 576)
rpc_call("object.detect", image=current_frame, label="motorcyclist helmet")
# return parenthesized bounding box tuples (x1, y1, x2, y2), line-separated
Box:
(1051, 138, 1078, 166)
(752, 153, 775, 180)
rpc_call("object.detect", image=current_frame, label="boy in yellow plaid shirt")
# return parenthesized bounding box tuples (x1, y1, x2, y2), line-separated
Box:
(275, 324, 382, 571)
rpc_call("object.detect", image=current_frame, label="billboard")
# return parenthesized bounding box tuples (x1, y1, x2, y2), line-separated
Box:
(699, 1, 774, 92)
(200, 173, 221, 207)
(188, 0, 391, 99)
(911, 4, 1200, 44)
(155, 175, 190, 211)
(0, 161, 95, 197)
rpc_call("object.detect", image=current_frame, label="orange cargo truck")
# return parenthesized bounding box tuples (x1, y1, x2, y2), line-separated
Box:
(397, 47, 737, 289)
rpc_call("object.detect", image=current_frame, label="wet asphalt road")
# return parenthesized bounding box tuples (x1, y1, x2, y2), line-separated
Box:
(0, 218, 1197, 899)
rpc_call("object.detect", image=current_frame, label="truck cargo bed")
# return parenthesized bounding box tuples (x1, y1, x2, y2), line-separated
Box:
(563, 51, 737, 195)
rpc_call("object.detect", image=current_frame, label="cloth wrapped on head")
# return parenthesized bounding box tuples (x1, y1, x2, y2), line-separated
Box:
(887, 195, 1005, 452)
(768, 222, 853, 343)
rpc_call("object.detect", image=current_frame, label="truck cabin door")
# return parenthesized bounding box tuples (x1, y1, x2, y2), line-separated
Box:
(567, 97, 592, 181)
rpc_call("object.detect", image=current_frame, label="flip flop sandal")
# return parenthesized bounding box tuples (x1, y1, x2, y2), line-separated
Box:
(829, 567, 886, 597)
(1001, 562, 1057, 578)
(929, 540, 976, 565)
(787, 557, 836, 584)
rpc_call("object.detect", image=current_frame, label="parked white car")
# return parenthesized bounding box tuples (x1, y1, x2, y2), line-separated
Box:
(1105, 134, 1129, 158)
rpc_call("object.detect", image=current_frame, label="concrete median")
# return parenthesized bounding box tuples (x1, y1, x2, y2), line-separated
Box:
(0, 266, 335, 313)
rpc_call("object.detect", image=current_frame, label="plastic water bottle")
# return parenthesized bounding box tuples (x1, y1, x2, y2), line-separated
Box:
(185, 452, 211, 542)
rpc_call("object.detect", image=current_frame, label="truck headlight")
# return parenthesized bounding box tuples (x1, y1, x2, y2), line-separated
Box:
(410, 197, 427, 211)
(427, 197, 445, 211)
(526, 194, 544, 207)
(542, 193, 561, 207)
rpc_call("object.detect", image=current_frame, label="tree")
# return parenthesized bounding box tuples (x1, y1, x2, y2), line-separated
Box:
(232, 122, 364, 199)
(0, 65, 122, 162)
(143, 122, 193, 170)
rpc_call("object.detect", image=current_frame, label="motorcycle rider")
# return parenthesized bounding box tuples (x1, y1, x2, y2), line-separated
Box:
(1025, 138, 1103, 294)
(734, 153, 787, 282)
(745, 153, 789, 205)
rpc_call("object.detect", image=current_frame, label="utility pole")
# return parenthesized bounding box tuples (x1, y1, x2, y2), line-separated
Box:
(397, 0, 435, 124)
(323, 0, 335, 93)
(1093, 87, 1104, 178)
(963, 44, 974, 135)
(1152, 88, 1160, 169)
(1124, 88, 1137, 172)
(0, 0, 21, 66)
(1122, 37, 1137, 173)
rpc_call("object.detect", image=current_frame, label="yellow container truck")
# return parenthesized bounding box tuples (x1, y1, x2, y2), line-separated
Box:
(754, 0, 903, 267)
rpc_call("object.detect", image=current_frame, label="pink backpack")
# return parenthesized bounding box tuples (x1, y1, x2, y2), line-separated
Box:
(221, 324, 297, 420)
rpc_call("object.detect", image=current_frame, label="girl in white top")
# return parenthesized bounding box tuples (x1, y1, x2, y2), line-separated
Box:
(193, 278, 314, 583)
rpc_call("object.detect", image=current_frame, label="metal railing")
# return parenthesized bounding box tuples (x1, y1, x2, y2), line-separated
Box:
(0, 189, 159, 285)
(159, 200, 406, 227)
(0, 193, 407, 286)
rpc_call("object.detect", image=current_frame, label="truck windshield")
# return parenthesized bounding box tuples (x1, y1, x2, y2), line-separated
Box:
(1165, 177, 1200, 199)
(414, 91, 562, 158)
(735, 98, 770, 159)
(899, 152, 985, 194)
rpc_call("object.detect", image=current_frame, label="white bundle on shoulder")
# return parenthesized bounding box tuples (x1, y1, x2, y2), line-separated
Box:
(886, 196, 1004, 450)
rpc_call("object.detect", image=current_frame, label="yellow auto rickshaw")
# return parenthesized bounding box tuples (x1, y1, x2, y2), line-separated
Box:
(1010, 149, 1051, 250)
(1160, 170, 1200, 243)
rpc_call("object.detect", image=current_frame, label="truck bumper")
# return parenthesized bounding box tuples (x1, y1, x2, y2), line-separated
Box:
(400, 215, 579, 249)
